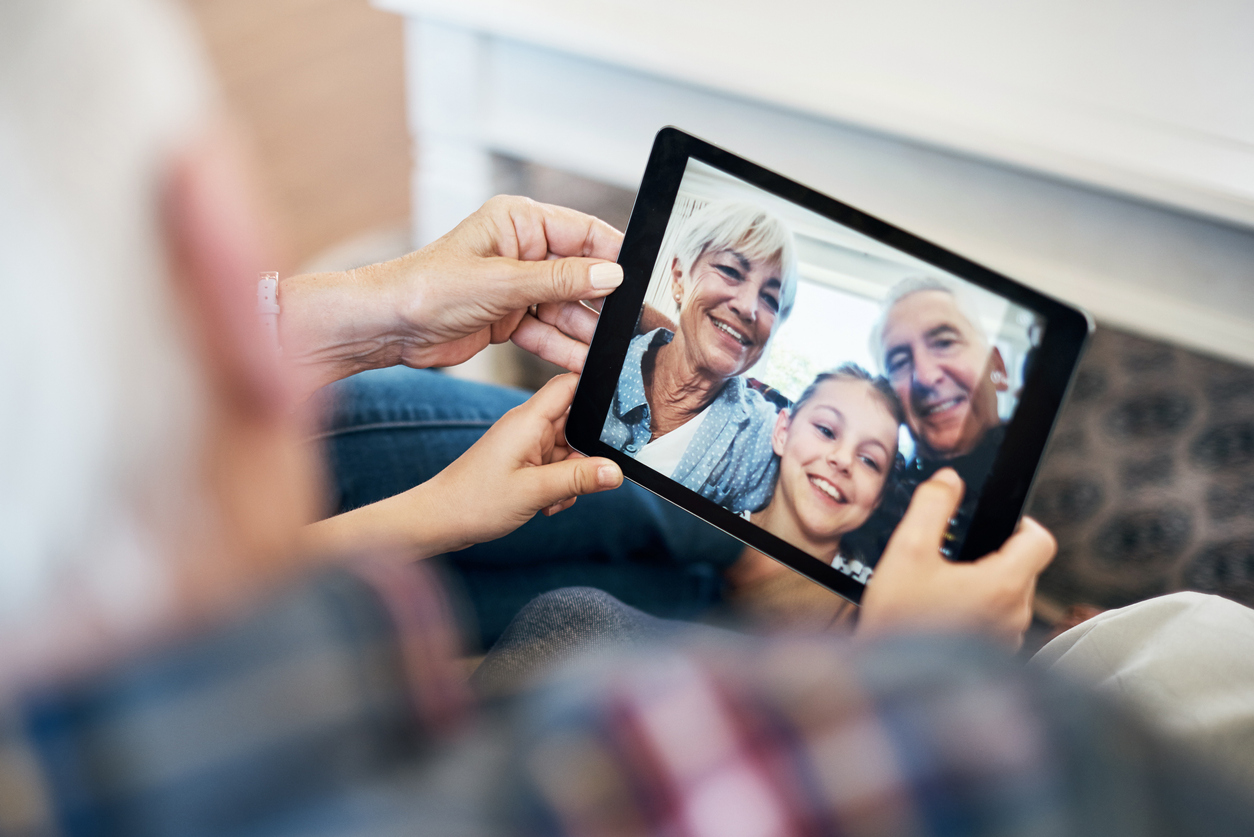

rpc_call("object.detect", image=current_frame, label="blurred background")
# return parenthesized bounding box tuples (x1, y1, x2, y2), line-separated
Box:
(186, 0, 1254, 626)
(186, 0, 412, 268)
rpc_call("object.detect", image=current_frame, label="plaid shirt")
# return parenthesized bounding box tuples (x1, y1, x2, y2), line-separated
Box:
(2, 576, 1248, 836)
(0, 562, 468, 837)
(508, 635, 1253, 837)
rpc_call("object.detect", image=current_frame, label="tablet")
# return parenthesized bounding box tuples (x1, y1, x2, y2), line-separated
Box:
(567, 128, 1092, 605)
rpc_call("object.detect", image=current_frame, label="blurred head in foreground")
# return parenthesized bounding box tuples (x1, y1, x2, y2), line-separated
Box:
(0, 0, 316, 686)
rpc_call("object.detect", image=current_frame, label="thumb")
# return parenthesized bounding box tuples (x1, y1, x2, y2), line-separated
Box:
(496, 256, 623, 308)
(521, 456, 622, 510)
(981, 516, 1057, 577)
(519, 371, 579, 423)
(881, 468, 966, 566)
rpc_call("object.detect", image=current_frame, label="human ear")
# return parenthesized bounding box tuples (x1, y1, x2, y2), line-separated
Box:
(989, 347, 1009, 392)
(163, 122, 289, 419)
(670, 257, 685, 309)
(771, 408, 791, 457)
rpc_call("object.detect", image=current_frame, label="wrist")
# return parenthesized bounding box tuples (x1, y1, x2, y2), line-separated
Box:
(413, 470, 478, 555)
(278, 264, 409, 398)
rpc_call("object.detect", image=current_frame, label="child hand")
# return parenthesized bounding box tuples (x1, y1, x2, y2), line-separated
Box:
(857, 469, 1056, 650)
(301, 373, 622, 560)
(422, 373, 622, 551)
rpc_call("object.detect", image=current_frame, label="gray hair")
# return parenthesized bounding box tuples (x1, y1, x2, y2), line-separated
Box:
(673, 202, 799, 322)
(867, 276, 989, 372)
(0, 0, 213, 637)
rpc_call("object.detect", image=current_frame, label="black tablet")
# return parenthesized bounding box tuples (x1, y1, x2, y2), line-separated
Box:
(567, 127, 1092, 605)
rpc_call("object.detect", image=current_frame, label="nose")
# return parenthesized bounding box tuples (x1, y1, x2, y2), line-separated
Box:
(727, 281, 758, 324)
(827, 439, 855, 473)
(912, 352, 946, 390)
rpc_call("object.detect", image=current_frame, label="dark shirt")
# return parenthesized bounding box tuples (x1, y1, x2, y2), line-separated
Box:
(906, 423, 1007, 558)
(845, 425, 1007, 568)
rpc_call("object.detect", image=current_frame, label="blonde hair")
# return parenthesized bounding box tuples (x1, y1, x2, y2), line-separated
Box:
(673, 202, 799, 321)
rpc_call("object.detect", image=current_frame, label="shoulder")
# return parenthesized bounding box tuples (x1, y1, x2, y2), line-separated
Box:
(621, 328, 672, 377)
(616, 329, 674, 401)
(632, 327, 673, 351)
(724, 378, 781, 429)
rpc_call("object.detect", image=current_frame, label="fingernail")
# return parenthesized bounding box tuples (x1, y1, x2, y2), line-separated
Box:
(589, 262, 623, 290)
(598, 464, 620, 487)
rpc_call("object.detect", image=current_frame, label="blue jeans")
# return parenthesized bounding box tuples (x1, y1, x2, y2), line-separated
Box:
(316, 368, 742, 649)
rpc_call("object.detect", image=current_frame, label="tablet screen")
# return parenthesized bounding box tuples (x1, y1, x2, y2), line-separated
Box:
(597, 158, 1046, 585)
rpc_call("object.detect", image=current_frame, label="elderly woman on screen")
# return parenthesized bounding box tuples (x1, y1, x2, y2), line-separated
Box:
(600, 202, 799, 512)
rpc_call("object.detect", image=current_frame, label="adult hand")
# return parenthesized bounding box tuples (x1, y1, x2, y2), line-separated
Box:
(301, 374, 623, 559)
(857, 469, 1056, 650)
(280, 196, 622, 397)
(425, 373, 622, 549)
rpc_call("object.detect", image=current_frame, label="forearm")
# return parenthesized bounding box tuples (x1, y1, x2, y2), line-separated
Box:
(279, 262, 409, 400)
(300, 479, 472, 561)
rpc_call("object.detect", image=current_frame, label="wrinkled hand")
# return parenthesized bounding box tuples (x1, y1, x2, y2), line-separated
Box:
(280, 196, 622, 397)
(373, 195, 620, 370)
(424, 373, 623, 550)
(858, 469, 1056, 650)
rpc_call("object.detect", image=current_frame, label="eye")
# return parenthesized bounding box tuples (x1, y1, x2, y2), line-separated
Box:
(859, 454, 883, 473)
(886, 352, 910, 376)
(715, 264, 743, 282)
(760, 292, 780, 313)
(813, 422, 835, 440)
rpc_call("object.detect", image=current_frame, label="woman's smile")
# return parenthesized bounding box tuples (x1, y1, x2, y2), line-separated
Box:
(708, 314, 753, 346)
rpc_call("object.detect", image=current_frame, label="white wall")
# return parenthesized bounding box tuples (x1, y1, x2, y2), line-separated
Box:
(382, 0, 1254, 365)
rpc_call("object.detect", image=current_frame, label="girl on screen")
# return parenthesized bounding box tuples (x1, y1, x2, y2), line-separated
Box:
(748, 365, 904, 582)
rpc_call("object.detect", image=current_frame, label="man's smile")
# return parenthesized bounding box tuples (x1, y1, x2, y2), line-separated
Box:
(917, 394, 966, 418)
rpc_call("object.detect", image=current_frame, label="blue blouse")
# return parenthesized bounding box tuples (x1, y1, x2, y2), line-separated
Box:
(600, 328, 780, 513)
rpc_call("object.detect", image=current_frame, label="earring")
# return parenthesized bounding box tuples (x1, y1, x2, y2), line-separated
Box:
(991, 370, 1006, 385)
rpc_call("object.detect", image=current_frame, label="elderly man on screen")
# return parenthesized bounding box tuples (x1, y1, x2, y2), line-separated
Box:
(870, 276, 1012, 551)
(600, 202, 799, 513)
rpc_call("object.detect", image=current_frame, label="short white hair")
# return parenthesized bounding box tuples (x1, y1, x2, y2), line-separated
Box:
(0, 0, 213, 641)
(867, 276, 989, 372)
(673, 202, 799, 322)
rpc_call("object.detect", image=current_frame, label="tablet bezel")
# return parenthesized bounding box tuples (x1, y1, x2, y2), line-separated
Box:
(567, 127, 1092, 604)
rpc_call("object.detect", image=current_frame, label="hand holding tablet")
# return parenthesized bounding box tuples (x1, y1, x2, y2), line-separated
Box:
(859, 468, 1058, 648)
(567, 128, 1091, 605)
